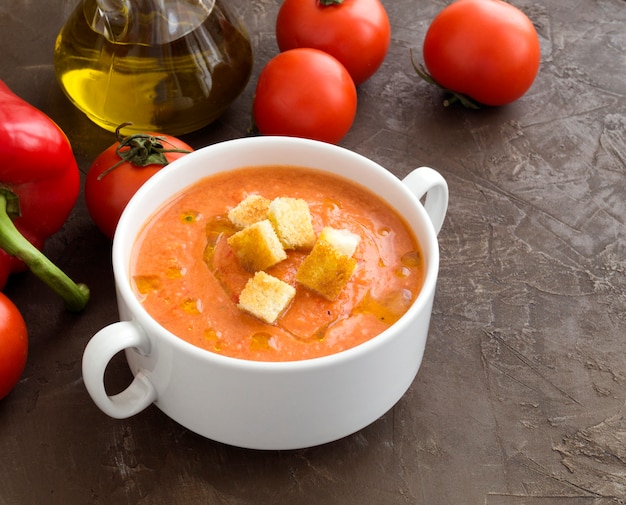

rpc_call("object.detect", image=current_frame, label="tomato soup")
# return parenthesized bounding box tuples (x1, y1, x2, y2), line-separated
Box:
(130, 166, 424, 361)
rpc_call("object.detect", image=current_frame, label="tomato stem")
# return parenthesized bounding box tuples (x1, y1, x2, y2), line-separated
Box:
(318, 0, 344, 5)
(97, 122, 192, 180)
(410, 50, 480, 110)
(0, 191, 90, 312)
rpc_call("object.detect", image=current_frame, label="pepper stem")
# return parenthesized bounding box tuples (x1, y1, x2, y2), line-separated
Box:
(0, 193, 89, 312)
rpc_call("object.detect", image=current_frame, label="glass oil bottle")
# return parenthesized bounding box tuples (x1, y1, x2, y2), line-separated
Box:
(54, 0, 253, 135)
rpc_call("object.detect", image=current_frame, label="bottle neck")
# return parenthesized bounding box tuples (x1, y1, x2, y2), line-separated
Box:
(90, 0, 216, 44)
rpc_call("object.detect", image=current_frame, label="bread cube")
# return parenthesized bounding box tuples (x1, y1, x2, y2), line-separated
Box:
(238, 271, 296, 324)
(317, 227, 360, 257)
(268, 197, 316, 250)
(228, 194, 270, 228)
(296, 241, 358, 301)
(227, 220, 287, 272)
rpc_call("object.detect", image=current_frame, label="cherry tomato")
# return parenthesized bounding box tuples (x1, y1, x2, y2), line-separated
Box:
(422, 0, 540, 106)
(0, 292, 28, 400)
(253, 48, 357, 144)
(85, 127, 193, 239)
(276, 0, 391, 86)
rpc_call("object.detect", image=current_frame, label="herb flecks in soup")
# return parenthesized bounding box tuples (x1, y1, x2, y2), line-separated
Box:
(131, 166, 424, 362)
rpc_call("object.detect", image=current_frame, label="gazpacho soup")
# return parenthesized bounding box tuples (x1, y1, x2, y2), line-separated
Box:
(130, 166, 424, 361)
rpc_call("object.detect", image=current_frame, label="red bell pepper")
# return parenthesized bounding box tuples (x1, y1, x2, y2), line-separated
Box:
(0, 81, 89, 312)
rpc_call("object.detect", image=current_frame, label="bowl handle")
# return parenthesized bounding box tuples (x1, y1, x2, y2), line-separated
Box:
(82, 321, 157, 419)
(402, 167, 449, 235)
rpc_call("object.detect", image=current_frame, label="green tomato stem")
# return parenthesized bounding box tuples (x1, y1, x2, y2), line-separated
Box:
(410, 49, 480, 110)
(97, 122, 192, 180)
(0, 192, 90, 312)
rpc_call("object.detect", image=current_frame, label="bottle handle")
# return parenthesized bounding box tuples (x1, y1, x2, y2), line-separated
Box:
(402, 167, 449, 235)
(82, 321, 157, 419)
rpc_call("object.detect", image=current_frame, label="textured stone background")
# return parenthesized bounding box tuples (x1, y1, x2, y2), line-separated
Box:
(0, 1, 624, 504)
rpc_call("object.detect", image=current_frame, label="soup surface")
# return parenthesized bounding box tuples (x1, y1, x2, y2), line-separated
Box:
(130, 166, 424, 361)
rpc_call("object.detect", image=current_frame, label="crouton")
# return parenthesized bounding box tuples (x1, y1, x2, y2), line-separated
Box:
(227, 194, 270, 229)
(227, 220, 287, 272)
(268, 197, 316, 250)
(238, 271, 296, 324)
(317, 227, 360, 257)
(296, 240, 358, 301)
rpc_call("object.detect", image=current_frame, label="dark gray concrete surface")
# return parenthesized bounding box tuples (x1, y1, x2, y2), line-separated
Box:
(1, 1, 625, 504)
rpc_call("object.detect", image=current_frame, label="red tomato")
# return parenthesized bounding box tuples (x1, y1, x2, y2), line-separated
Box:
(0, 292, 28, 400)
(422, 0, 540, 106)
(253, 48, 357, 144)
(276, 0, 391, 86)
(86, 129, 193, 239)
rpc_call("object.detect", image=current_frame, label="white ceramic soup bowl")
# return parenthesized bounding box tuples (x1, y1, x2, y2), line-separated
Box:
(82, 136, 448, 450)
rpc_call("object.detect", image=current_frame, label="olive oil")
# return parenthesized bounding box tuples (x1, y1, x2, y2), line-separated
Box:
(54, 0, 253, 135)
